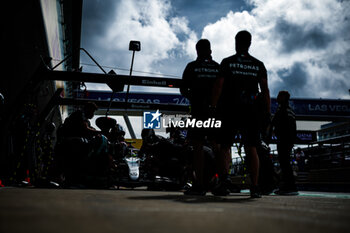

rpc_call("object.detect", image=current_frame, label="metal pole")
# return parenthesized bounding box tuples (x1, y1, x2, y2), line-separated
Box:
(105, 70, 118, 117)
(125, 50, 136, 106)
(123, 113, 136, 139)
(123, 50, 137, 139)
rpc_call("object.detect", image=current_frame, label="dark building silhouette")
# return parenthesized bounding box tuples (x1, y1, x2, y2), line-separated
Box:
(0, 0, 83, 182)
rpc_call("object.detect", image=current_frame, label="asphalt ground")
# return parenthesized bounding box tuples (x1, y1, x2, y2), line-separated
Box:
(1, 187, 350, 233)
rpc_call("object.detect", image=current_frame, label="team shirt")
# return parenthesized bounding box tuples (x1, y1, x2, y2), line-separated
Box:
(181, 57, 220, 111)
(218, 53, 267, 107)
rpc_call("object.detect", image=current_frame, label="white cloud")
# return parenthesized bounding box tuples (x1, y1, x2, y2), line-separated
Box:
(201, 0, 350, 98)
(170, 16, 198, 58)
(93, 0, 197, 77)
(82, 0, 350, 138)
(202, 10, 259, 60)
(84, 0, 350, 99)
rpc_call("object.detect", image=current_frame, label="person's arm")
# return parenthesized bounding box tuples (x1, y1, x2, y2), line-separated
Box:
(258, 64, 270, 114)
(210, 59, 226, 107)
(83, 120, 101, 136)
(180, 64, 192, 99)
(289, 110, 297, 144)
(260, 78, 270, 114)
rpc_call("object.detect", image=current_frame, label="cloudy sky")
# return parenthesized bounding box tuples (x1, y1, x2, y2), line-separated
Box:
(81, 0, 350, 99)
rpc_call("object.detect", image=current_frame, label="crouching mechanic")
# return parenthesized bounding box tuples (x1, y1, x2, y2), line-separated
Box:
(180, 39, 220, 195)
(211, 30, 271, 198)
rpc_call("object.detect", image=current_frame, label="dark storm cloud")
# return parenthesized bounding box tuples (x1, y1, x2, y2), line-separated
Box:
(171, 0, 249, 35)
(328, 50, 350, 72)
(81, 0, 118, 48)
(275, 62, 309, 97)
(80, 0, 121, 74)
(274, 19, 333, 53)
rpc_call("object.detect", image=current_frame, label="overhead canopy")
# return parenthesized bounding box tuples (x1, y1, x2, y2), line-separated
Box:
(40, 68, 350, 121)
(75, 90, 350, 121)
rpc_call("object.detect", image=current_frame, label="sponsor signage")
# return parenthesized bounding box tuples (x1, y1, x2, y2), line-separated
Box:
(79, 90, 350, 119)
(269, 130, 317, 144)
(271, 98, 350, 118)
(77, 91, 189, 106)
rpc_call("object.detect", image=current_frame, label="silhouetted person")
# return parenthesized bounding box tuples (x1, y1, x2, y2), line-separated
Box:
(271, 91, 298, 195)
(61, 102, 100, 139)
(95, 116, 117, 140)
(57, 102, 100, 186)
(181, 39, 220, 195)
(211, 30, 270, 198)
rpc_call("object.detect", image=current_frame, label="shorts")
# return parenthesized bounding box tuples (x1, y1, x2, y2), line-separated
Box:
(186, 107, 215, 141)
(215, 104, 260, 147)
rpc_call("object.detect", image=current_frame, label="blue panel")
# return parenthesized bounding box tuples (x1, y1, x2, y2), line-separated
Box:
(78, 91, 190, 105)
(288, 99, 350, 117)
(78, 91, 350, 117)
